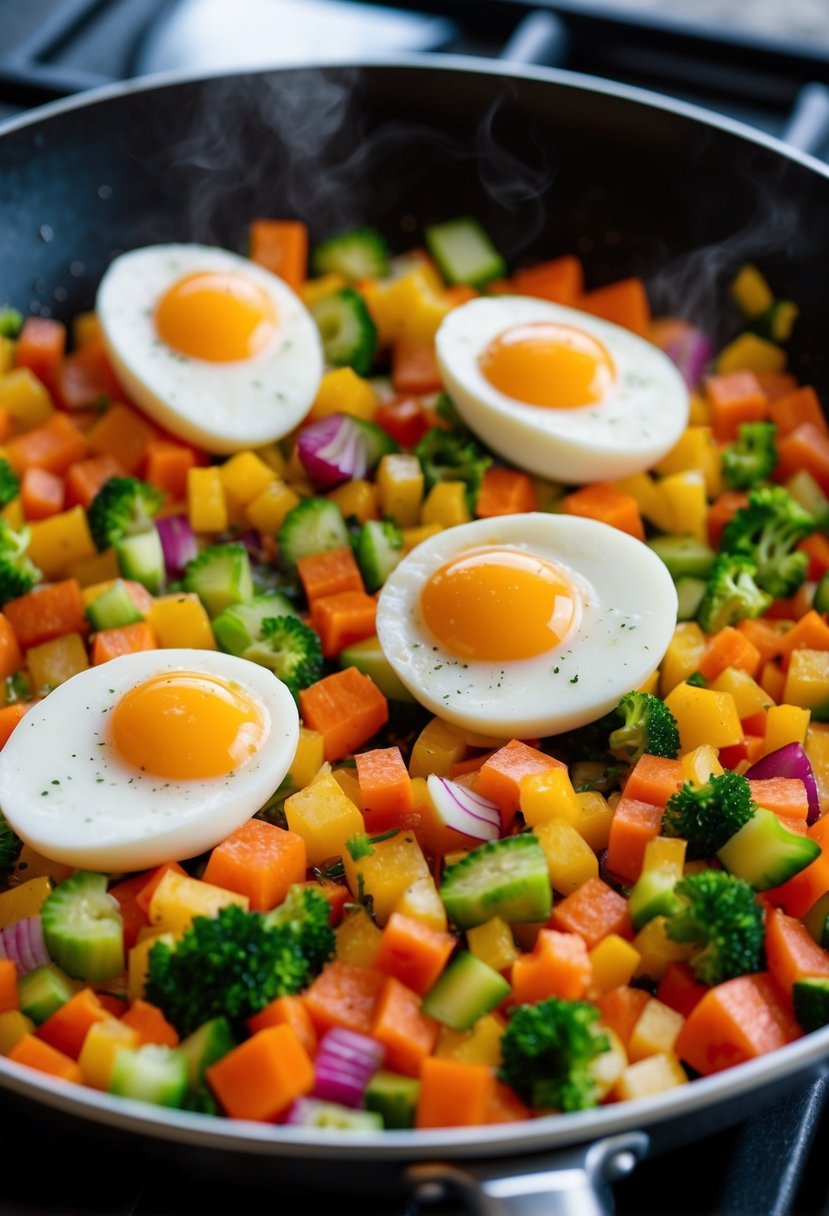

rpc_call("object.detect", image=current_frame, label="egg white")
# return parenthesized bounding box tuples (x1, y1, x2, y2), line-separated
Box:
(375, 514, 678, 738)
(0, 650, 299, 872)
(97, 244, 324, 454)
(435, 296, 689, 483)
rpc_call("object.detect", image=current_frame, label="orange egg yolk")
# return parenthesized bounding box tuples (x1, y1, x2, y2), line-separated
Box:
(154, 271, 278, 362)
(110, 671, 268, 779)
(419, 547, 579, 661)
(479, 321, 616, 409)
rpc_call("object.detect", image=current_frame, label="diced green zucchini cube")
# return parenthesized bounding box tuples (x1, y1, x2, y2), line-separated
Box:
(114, 528, 165, 595)
(717, 807, 820, 891)
(108, 1044, 189, 1108)
(793, 977, 829, 1033)
(647, 535, 716, 580)
(422, 952, 510, 1030)
(86, 579, 143, 631)
(339, 636, 415, 703)
(364, 1070, 420, 1129)
(424, 217, 506, 288)
(440, 835, 552, 929)
(212, 592, 298, 656)
(179, 1017, 236, 1090)
(17, 963, 74, 1025)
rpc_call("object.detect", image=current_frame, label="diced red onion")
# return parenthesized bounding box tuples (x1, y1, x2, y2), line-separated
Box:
(298, 414, 369, 488)
(426, 774, 501, 842)
(318, 1026, 385, 1068)
(1, 917, 49, 974)
(312, 1027, 384, 1107)
(155, 514, 198, 578)
(746, 743, 821, 825)
(651, 319, 713, 389)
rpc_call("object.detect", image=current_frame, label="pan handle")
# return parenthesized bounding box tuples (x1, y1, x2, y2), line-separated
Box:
(404, 1131, 649, 1216)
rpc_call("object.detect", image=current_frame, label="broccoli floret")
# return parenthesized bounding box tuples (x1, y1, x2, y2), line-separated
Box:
(414, 426, 492, 511)
(499, 998, 610, 1112)
(696, 553, 772, 634)
(662, 770, 755, 860)
(722, 421, 778, 491)
(145, 891, 334, 1037)
(0, 521, 41, 605)
(87, 476, 165, 552)
(0, 810, 21, 882)
(720, 485, 815, 599)
(665, 871, 765, 986)
(608, 691, 680, 765)
(242, 615, 323, 698)
(0, 460, 19, 510)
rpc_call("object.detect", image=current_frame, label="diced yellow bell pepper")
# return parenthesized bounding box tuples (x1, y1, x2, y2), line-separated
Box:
(245, 479, 301, 534)
(327, 478, 379, 524)
(0, 876, 53, 929)
(79, 1018, 140, 1090)
(290, 726, 325, 789)
(128, 931, 176, 1001)
(730, 264, 774, 319)
(638, 670, 660, 696)
(519, 767, 582, 828)
(665, 682, 743, 752)
(660, 622, 707, 697)
(364, 269, 450, 346)
(655, 426, 722, 499)
(421, 481, 470, 528)
(0, 337, 15, 376)
(715, 332, 786, 374)
(72, 311, 101, 347)
(783, 649, 829, 713)
(763, 702, 811, 755)
(376, 453, 424, 527)
(445, 1013, 505, 1067)
(0, 1010, 35, 1055)
(335, 907, 383, 968)
(187, 466, 228, 533)
(27, 631, 89, 689)
(402, 523, 442, 553)
(589, 935, 641, 995)
(284, 770, 365, 866)
(148, 871, 248, 935)
(409, 716, 467, 778)
(342, 830, 430, 926)
(807, 723, 829, 818)
(612, 1052, 688, 1100)
(1, 497, 22, 530)
(688, 391, 710, 426)
(467, 917, 518, 973)
(394, 875, 448, 932)
(589, 1027, 628, 1100)
(573, 791, 615, 852)
(710, 666, 774, 718)
(219, 451, 276, 519)
(254, 443, 288, 479)
(309, 367, 377, 422)
(68, 547, 120, 587)
(27, 505, 97, 578)
(147, 592, 216, 650)
(657, 469, 707, 543)
(534, 818, 599, 895)
(300, 273, 347, 309)
(613, 471, 675, 533)
(628, 998, 685, 1062)
(632, 916, 694, 980)
(332, 767, 362, 808)
(760, 659, 786, 703)
(0, 368, 54, 432)
(640, 836, 686, 877)
(680, 744, 723, 785)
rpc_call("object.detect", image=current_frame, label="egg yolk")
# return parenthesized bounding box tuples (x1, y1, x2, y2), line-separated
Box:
(155, 271, 278, 362)
(479, 321, 616, 409)
(419, 547, 579, 661)
(110, 671, 268, 779)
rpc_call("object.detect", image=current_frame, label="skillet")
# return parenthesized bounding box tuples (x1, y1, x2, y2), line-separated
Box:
(2, 55, 829, 1214)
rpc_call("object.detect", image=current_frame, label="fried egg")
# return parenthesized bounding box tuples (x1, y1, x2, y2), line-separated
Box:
(435, 296, 689, 483)
(375, 513, 677, 737)
(0, 650, 299, 871)
(97, 244, 323, 453)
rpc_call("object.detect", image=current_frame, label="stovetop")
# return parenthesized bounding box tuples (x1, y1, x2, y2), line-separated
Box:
(2, 3, 829, 1213)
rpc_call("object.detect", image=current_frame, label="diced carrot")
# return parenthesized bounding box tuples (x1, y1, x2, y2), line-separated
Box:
(374, 396, 431, 449)
(475, 740, 567, 829)
(371, 976, 439, 1076)
(206, 1024, 314, 1121)
(550, 877, 632, 949)
(8, 1033, 83, 1083)
(296, 546, 364, 606)
(355, 746, 413, 821)
(622, 755, 684, 806)
(596, 986, 650, 1048)
(91, 621, 157, 666)
(736, 617, 790, 667)
(5, 412, 87, 476)
(143, 439, 198, 501)
(391, 338, 443, 395)
(14, 317, 66, 396)
(606, 797, 664, 883)
(657, 962, 708, 1018)
(120, 999, 179, 1047)
(0, 612, 23, 680)
(487, 1080, 533, 1124)
(510, 929, 592, 1004)
(512, 255, 584, 305)
(769, 386, 828, 437)
(0, 702, 31, 748)
(675, 972, 801, 1076)
(0, 957, 18, 1013)
(778, 610, 829, 666)
(86, 403, 158, 474)
(560, 482, 644, 540)
(765, 907, 829, 995)
(299, 667, 389, 763)
(748, 777, 809, 821)
(246, 994, 318, 1057)
(475, 466, 538, 518)
(705, 370, 768, 442)
(302, 961, 386, 1036)
(248, 219, 308, 289)
(698, 627, 762, 682)
(63, 453, 126, 510)
(374, 912, 455, 996)
(36, 988, 112, 1059)
(765, 582, 814, 623)
(448, 751, 495, 779)
(56, 334, 121, 410)
(767, 814, 829, 917)
(776, 423, 829, 493)
(310, 590, 377, 659)
(201, 819, 307, 912)
(20, 466, 64, 521)
(416, 1057, 495, 1128)
(708, 490, 750, 549)
(578, 278, 651, 336)
(799, 534, 829, 582)
(3, 578, 86, 649)
(108, 871, 152, 949)
(755, 371, 798, 400)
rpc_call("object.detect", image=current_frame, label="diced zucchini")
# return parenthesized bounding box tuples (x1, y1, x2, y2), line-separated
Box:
(647, 535, 716, 580)
(339, 635, 415, 703)
(785, 471, 829, 529)
(793, 977, 829, 1033)
(440, 835, 552, 929)
(312, 227, 390, 282)
(183, 542, 253, 618)
(421, 951, 510, 1030)
(179, 1016, 236, 1089)
(752, 299, 799, 344)
(804, 891, 829, 949)
(291, 1099, 384, 1130)
(212, 592, 298, 656)
(675, 576, 708, 622)
(108, 1044, 189, 1108)
(353, 519, 403, 593)
(364, 1069, 420, 1129)
(424, 217, 506, 287)
(40, 871, 124, 982)
(277, 497, 350, 575)
(114, 528, 165, 595)
(17, 963, 74, 1025)
(311, 288, 377, 377)
(350, 417, 399, 468)
(716, 807, 820, 891)
(85, 580, 143, 631)
(627, 868, 682, 933)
